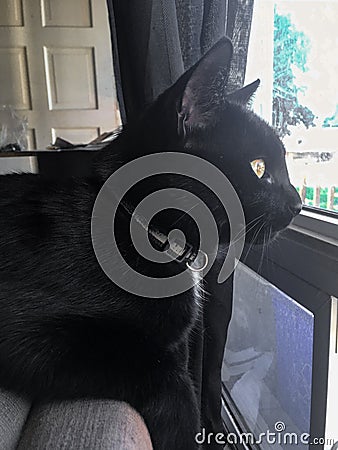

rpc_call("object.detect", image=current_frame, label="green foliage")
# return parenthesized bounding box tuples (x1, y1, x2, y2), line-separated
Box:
(273, 8, 315, 137)
(297, 186, 338, 211)
(323, 105, 338, 127)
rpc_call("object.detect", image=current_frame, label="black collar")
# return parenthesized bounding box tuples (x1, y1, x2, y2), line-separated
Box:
(121, 201, 208, 272)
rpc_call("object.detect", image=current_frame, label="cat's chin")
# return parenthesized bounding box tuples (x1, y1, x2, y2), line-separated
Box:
(243, 213, 295, 247)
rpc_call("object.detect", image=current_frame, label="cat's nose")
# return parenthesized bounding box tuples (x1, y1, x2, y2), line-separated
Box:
(288, 201, 302, 216)
(286, 185, 302, 217)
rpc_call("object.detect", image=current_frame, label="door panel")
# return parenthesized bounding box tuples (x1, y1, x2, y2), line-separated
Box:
(0, 0, 23, 26)
(44, 46, 97, 110)
(0, 47, 31, 110)
(41, 0, 92, 28)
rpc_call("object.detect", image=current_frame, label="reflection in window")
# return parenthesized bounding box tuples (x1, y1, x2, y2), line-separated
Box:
(222, 263, 314, 449)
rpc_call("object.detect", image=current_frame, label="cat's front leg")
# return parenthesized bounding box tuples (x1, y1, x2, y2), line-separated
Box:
(137, 373, 200, 450)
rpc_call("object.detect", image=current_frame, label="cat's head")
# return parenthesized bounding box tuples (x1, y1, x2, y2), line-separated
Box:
(99, 38, 301, 245)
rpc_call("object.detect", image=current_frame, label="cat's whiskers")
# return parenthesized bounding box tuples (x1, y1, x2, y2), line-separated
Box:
(221, 214, 266, 253)
(266, 226, 273, 276)
(257, 228, 268, 275)
(241, 221, 265, 264)
(169, 203, 200, 229)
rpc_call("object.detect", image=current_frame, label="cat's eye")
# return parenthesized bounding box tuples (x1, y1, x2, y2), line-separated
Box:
(250, 159, 266, 179)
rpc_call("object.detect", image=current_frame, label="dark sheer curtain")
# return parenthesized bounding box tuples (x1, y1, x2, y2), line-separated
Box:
(107, 0, 254, 123)
(105, 1, 254, 447)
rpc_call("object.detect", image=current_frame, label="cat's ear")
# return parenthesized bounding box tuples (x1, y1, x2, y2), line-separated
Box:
(178, 37, 233, 133)
(226, 79, 260, 105)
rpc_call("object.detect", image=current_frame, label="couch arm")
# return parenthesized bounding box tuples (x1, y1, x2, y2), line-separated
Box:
(0, 388, 31, 450)
(17, 399, 153, 450)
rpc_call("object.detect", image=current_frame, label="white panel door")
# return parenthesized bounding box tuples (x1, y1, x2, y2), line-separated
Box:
(0, 0, 119, 154)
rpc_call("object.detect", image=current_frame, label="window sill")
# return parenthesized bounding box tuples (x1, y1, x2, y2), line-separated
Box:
(290, 208, 338, 246)
(243, 209, 338, 298)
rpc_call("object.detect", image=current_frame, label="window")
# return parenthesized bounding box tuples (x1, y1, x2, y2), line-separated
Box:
(245, 0, 338, 213)
(221, 2, 338, 448)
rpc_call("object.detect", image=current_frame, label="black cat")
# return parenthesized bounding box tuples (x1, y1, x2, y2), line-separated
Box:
(0, 38, 301, 449)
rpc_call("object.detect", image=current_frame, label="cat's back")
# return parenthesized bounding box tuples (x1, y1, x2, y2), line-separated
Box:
(0, 173, 98, 279)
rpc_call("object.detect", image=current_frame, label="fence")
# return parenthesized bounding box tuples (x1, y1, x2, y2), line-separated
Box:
(298, 185, 337, 211)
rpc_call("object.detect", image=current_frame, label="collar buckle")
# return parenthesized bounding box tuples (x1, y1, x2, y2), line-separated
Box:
(186, 250, 208, 272)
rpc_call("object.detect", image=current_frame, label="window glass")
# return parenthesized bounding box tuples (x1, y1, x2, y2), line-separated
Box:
(245, 0, 338, 212)
(222, 263, 314, 448)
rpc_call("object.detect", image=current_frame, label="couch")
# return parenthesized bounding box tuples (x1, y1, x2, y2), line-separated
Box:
(0, 387, 153, 449)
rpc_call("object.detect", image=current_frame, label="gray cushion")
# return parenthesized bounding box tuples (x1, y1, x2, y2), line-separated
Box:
(17, 399, 153, 450)
(0, 388, 31, 450)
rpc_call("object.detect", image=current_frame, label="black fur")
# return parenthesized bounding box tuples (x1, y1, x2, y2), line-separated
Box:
(0, 38, 301, 449)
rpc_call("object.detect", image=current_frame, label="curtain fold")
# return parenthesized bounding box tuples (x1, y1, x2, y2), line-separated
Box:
(107, 0, 254, 123)
(226, 0, 255, 92)
(105, 1, 254, 447)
